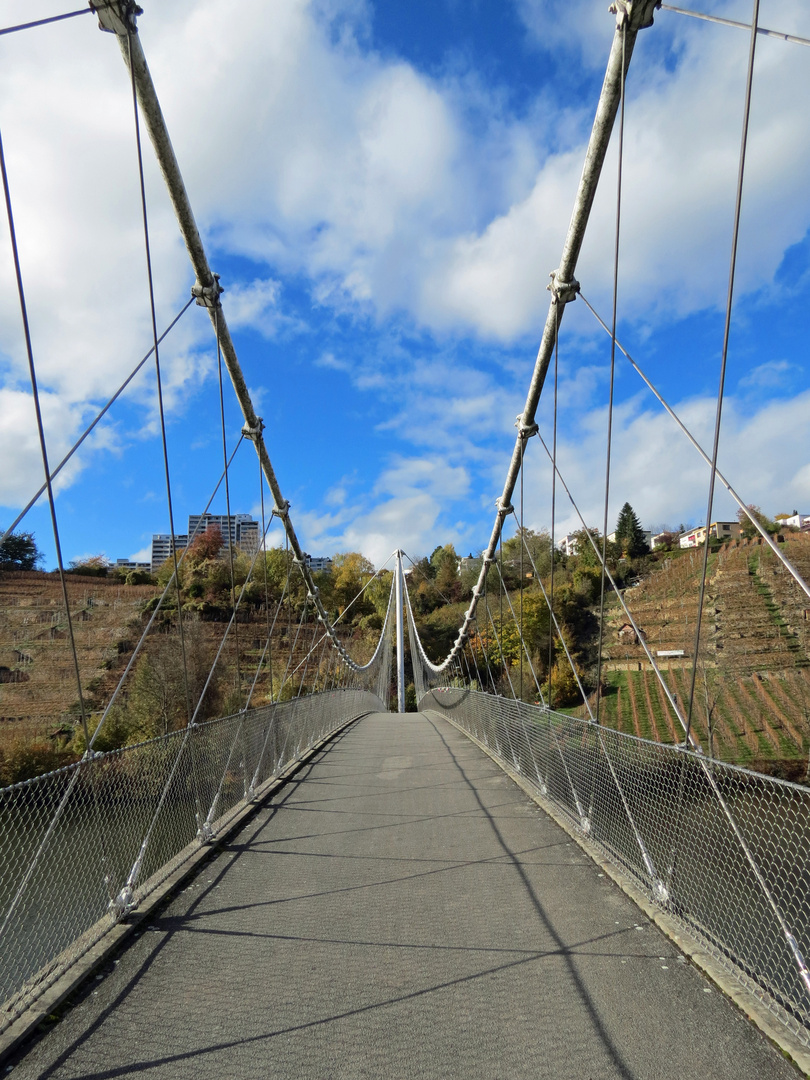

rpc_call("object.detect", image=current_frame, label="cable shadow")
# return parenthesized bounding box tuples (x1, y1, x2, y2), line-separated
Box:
(423, 713, 639, 1080)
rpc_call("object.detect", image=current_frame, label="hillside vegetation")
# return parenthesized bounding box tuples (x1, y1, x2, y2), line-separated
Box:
(0, 543, 385, 785)
(591, 534, 810, 779)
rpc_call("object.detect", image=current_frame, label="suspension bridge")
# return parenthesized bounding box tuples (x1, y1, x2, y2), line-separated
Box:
(2, 0, 810, 1076)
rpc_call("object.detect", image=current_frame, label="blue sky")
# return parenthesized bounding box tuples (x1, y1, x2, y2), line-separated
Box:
(1, 0, 810, 568)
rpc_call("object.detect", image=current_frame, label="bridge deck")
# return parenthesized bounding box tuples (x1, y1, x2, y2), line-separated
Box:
(11, 712, 800, 1079)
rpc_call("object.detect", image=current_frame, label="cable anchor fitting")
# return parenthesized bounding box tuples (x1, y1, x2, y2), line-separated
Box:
(92, 1, 142, 36)
(241, 417, 265, 442)
(272, 500, 290, 520)
(191, 273, 224, 309)
(515, 415, 539, 441)
(547, 271, 580, 306)
(609, 0, 659, 31)
(496, 498, 514, 517)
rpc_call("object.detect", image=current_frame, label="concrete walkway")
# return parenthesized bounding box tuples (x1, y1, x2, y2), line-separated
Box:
(9, 713, 801, 1079)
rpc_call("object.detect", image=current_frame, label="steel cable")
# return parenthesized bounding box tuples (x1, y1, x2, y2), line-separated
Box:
(127, 31, 192, 724)
(0, 126, 90, 747)
(685, 0, 759, 745)
(0, 299, 194, 548)
(596, 19, 627, 724)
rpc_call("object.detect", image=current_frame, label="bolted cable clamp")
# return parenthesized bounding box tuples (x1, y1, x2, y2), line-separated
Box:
(241, 417, 264, 442)
(92, 1, 142, 35)
(197, 820, 216, 844)
(496, 498, 514, 517)
(547, 270, 580, 306)
(191, 273, 224, 309)
(515, 414, 539, 441)
(609, 0, 659, 31)
(272, 500, 290, 520)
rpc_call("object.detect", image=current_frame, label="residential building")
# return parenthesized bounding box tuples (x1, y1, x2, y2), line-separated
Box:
(187, 513, 259, 553)
(557, 533, 579, 557)
(115, 559, 150, 572)
(652, 531, 679, 549)
(679, 521, 741, 548)
(607, 529, 652, 550)
(305, 554, 333, 573)
(778, 513, 810, 530)
(150, 533, 188, 571)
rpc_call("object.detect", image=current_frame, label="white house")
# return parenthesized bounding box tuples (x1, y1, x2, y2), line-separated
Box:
(778, 513, 810, 530)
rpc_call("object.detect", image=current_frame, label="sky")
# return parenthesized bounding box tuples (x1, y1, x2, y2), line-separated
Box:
(1, 0, 810, 569)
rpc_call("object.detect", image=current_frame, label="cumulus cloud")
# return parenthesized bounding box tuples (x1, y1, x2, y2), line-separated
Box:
(521, 388, 810, 539)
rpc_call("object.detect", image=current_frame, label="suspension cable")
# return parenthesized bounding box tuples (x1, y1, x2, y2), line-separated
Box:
(519, 449, 524, 700)
(0, 7, 93, 36)
(127, 31, 192, 724)
(258, 447, 273, 701)
(685, 0, 759, 745)
(659, 4, 810, 48)
(215, 306, 242, 705)
(190, 511, 278, 724)
(89, 437, 244, 748)
(548, 300, 560, 708)
(596, 19, 627, 724)
(495, 561, 544, 700)
(514, 503, 594, 720)
(244, 568, 291, 711)
(535, 431, 690, 737)
(0, 299, 194, 547)
(485, 587, 517, 699)
(0, 127, 90, 747)
(578, 291, 810, 600)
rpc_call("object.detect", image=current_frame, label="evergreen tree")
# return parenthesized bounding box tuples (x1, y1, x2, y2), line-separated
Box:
(615, 502, 649, 557)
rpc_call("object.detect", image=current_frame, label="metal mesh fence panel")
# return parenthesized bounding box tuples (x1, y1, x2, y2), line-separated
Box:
(0, 689, 382, 1034)
(423, 687, 810, 1047)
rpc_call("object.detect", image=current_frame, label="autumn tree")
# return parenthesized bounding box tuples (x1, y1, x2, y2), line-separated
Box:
(737, 504, 778, 539)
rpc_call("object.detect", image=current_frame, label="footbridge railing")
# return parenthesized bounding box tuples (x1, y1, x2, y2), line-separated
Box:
(0, 689, 382, 1036)
(424, 687, 810, 1050)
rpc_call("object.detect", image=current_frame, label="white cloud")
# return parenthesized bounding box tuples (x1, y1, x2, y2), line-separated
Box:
(521, 388, 810, 538)
(0, 388, 93, 508)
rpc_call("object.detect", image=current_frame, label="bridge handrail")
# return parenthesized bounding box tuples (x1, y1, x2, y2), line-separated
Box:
(423, 688, 810, 1049)
(0, 690, 382, 1038)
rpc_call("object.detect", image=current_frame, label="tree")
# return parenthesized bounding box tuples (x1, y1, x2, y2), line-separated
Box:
(0, 529, 43, 570)
(737, 504, 778, 539)
(615, 502, 649, 557)
(68, 554, 110, 576)
(332, 552, 375, 615)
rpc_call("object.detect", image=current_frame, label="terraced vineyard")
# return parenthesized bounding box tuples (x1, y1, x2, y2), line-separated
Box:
(0, 570, 345, 780)
(590, 534, 810, 779)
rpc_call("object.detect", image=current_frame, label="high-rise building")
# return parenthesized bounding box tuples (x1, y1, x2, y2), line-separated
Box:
(150, 533, 189, 571)
(187, 514, 259, 554)
(150, 514, 261, 571)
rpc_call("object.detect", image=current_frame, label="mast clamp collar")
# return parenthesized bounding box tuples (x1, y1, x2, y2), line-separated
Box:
(241, 418, 264, 442)
(609, 0, 658, 31)
(516, 415, 539, 440)
(191, 273, 223, 309)
(496, 498, 514, 517)
(272, 500, 290, 520)
(92, 1, 141, 36)
(547, 270, 580, 305)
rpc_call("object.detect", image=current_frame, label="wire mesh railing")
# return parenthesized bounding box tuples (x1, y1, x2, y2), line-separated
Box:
(0, 688, 382, 1035)
(422, 687, 810, 1048)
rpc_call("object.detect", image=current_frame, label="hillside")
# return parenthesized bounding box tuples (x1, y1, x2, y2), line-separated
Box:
(0, 571, 160, 733)
(0, 569, 356, 783)
(594, 534, 810, 777)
